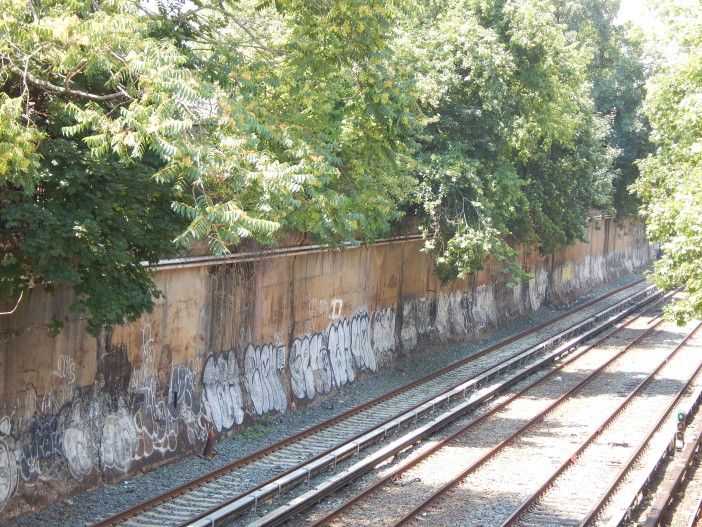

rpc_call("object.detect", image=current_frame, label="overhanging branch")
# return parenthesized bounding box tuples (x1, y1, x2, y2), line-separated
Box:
(9, 63, 129, 102)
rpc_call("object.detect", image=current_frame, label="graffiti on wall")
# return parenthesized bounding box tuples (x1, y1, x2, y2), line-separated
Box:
(289, 307, 397, 400)
(0, 221, 654, 516)
(54, 354, 76, 385)
(0, 323, 215, 510)
(0, 304, 404, 511)
(0, 291, 519, 513)
(0, 390, 101, 511)
(62, 426, 93, 480)
(244, 344, 287, 415)
(170, 364, 208, 446)
(202, 352, 244, 432)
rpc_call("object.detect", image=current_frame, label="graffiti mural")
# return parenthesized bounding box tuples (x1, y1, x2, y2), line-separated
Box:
(0, 306, 398, 512)
(170, 364, 208, 445)
(100, 407, 138, 473)
(62, 427, 93, 480)
(289, 308, 396, 401)
(244, 344, 287, 415)
(289, 333, 330, 400)
(0, 435, 18, 510)
(0, 218, 654, 518)
(202, 353, 245, 432)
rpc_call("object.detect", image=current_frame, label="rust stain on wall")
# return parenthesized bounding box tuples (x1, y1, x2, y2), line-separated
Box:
(0, 219, 653, 520)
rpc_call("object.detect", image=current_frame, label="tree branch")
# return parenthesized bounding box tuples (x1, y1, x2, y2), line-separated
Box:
(8, 63, 129, 102)
(64, 58, 88, 93)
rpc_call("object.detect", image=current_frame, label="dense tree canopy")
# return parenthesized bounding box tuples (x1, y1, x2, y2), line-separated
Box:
(400, 0, 617, 281)
(0, 0, 655, 332)
(633, 1, 702, 323)
(554, 0, 652, 218)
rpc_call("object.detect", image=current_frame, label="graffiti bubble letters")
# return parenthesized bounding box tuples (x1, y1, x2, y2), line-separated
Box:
(350, 310, 375, 371)
(372, 308, 396, 364)
(202, 353, 245, 432)
(327, 320, 356, 386)
(0, 438, 18, 510)
(100, 409, 138, 473)
(244, 345, 287, 415)
(62, 427, 93, 480)
(289, 308, 395, 401)
(290, 333, 328, 399)
(170, 365, 207, 445)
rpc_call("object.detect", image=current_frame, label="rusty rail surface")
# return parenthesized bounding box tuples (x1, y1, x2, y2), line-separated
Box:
(499, 323, 702, 527)
(299, 297, 670, 527)
(93, 279, 647, 527)
(579, 338, 702, 526)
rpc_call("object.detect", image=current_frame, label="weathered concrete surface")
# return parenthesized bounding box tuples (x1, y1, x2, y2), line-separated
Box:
(0, 219, 652, 520)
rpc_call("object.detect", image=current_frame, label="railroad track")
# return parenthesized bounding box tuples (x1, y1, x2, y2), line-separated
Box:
(253, 291, 681, 527)
(610, 377, 702, 527)
(93, 279, 655, 527)
(499, 323, 702, 527)
(636, 419, 702, 527)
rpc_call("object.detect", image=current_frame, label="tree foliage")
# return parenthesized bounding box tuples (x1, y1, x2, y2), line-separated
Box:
(399, 0, 616, 281)
(554, 0, 653, 218)
(0, 0, 651, 332)
(0, 0, 419, 332)
(633, 1, 702, 323)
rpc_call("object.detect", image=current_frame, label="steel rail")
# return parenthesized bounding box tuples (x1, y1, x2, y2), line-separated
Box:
(93, 279, 647, 527)
(190, 288, 660, 527)
(300, 299, 670, 527)
(600, 358, 702, 527)
(248, 294, 670, 527)
(638, 418, 702, 527)
(387, 318, 680, 527)
(499, 322, 702, 527)
(685, 485, 702, 527)
(579, 345, 702, 526)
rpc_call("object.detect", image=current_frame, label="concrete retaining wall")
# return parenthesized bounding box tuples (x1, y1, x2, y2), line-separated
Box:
(0, 219, 652, 519)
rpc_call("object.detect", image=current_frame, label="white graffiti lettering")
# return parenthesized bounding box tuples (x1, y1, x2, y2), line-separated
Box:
(202, 353, 245, 432)
(54, 355, 76, 385)
(244, 344, 287, 415)
(0, 438, 18, 510)
(100, 409, 138, 473)
(62, 427, 93, 480)
(289, 308, 394, 400)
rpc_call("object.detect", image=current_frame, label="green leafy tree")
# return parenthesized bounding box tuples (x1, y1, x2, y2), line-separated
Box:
(163, 0, 422, 242)
(554, 0, 653, 218)
(633, 1, 702, 322)
(0, 0, 652, 333)
(398, 0, 614, 281)
(0, 0, 420, 332)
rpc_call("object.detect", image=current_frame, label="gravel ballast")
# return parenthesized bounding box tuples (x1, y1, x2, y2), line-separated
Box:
(8, 273, 645, 527)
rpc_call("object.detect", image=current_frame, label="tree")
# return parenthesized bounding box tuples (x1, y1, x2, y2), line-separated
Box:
(0, 0, 420, 333)
(633, 1, 702, 323)
(1, 0, 652, 333)
(554, 0, 653, 218)
(397, 0, 615, 282)
(0, 0, 195, 332)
